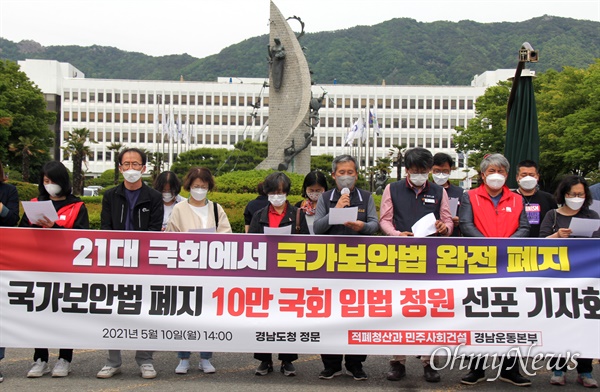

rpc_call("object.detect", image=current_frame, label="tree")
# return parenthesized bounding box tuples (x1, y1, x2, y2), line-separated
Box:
(0, 60, 55, 180)
(62, 128, 96, 195)
(454, 81, 511, 170)
(170, 140, 268, 179)
(148, 151, 166, 183)
(8, 136, 47, 183)
(536, 61, 600, 186)
(106, 143, 123, 185)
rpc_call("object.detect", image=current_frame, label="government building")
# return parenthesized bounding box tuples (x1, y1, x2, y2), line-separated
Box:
(19, 59, 520, 182)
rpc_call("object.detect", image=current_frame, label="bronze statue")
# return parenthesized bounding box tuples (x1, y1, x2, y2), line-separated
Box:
(268, 38, 286, 90)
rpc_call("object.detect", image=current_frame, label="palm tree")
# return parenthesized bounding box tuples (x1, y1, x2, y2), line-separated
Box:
(147, 151, 165, 183)
(106, 142, 124, 184)
(62, 128, 96, 195)
(8, 136, 46, 183)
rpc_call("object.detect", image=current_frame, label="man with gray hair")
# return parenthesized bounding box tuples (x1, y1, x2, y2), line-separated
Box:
(459, 153, 530, 386)
(314, 154, 379, 381)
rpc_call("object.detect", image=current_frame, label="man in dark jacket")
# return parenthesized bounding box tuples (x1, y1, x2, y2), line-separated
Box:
(313, 154, 379, 381)
(96, 148, 163, 380)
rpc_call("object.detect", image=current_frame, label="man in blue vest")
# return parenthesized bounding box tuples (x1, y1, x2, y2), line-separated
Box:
(380, 147, 453, 383)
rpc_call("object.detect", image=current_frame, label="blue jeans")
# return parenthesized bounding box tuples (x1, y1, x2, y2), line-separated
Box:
(178, 351, 212, 359)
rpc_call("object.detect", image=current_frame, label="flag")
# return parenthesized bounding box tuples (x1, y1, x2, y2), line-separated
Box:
(161, 104, 168, 135)
(346, 115, 365, 146)
(176, 115, 182, 141)
(169, 105, 175, 137)
(153, 104, 159, 135)
(369, 108, 381, 137)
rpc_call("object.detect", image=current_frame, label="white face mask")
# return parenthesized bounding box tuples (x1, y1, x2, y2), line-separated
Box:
(44, 183, 62, 197)
(162, 192, 175, 203)
(565, 197, 585, 211)
(518, 176, 538, 191)
(432, 173, 450, 186)
(409, 173, 428, 187)
(190, 188, 208, 201)
(307, 192, 322, 202)
(268, 194, 287, 207)
(485, 173, 506, 190)
(123, 169, 142, 183)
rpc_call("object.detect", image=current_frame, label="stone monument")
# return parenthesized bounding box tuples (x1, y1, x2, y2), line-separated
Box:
(255, 1, 312, 174)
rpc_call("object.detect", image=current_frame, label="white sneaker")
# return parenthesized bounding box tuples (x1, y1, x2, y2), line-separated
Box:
(51, 358, 71, 377)
(140, 364, 157, 379)
(96, 365, 121, 379)
(200, 358, 216, 374)
(175, 359, 190, 374)
(27, 359, 50, 378)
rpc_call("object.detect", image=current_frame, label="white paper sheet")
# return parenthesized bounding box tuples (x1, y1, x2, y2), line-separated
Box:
(411, 212, 437, 238)
(328, 207, 358, 225)
(263, 225, 292, 235)
(448, 197, 459, 217)
(21, 200, 59, 223)
(569, 217, 600, 237)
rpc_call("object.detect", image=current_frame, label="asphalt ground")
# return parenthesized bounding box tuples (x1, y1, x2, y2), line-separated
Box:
(1, 348, 598, 391)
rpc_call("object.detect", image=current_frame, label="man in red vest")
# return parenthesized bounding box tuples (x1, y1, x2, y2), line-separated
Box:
(459, 153, 531, 387)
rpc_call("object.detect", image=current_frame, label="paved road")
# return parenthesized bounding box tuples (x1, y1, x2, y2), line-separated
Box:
(1, 348, 597, 391)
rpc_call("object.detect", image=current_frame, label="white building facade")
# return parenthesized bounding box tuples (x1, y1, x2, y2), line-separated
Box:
(19, 59, 517, 178)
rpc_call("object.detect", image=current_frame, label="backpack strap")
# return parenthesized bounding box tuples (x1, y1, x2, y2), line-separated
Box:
(296, 207, 301, 234)
(213, 202, 219, 229)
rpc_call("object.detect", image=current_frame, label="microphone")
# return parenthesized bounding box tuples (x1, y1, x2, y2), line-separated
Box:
(341, 188, 350, 195)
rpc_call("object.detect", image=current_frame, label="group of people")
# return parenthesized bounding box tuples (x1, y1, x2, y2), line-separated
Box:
(0, 147, 598, 387)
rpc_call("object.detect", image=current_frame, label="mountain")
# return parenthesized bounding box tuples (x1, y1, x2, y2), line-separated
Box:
(1, 15, 598, 85)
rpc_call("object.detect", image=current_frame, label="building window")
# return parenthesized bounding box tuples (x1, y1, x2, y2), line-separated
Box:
(131, 94, 137, 104)
(97, 151, 103, 161)
(89, 92, 95, 102)
(173, 95, 179, 105)
(222, 96, 228, 106)
(139, 133, 144, 143)
(189, 95, 195, 105)
(115, 113, 121, 123)
(402, 99, 408, 109)
(64, 91, 70, 101)
(106, 113, 112, 123)
(106, 93, 112, 103)
(123, 93, 129, 104)
(64, 112, 70, 121)
(410, 99, 416, 109)
(98, 92, 104, 102)
(443, 100, 449, 110)
(89, 112, 95, 122)
(181, 95, 187, 105)
(81, 92, 87, 103)
(467, 100, 474, 110)
(115, 93, 120, 104)
(206, 96, 212, 105)
(81, 112, 87, 122)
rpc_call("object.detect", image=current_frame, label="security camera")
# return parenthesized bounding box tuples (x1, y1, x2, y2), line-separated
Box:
(519, 42, 539, 63)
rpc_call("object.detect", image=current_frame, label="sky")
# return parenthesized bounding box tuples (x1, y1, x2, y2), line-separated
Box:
(1, 0, 598, 59)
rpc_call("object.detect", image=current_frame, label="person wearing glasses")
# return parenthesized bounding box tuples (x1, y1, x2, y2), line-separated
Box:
(539, 175, 599, 388)
(379, 148, 452, 384)
(97, 148, 163, 380)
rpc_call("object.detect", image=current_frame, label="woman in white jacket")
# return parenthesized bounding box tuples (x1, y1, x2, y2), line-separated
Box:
(165, 166, 232, 374)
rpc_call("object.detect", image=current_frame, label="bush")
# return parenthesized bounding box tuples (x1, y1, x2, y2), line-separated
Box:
(87, 169, 123, 187)
(215, 170, 306, 195)
(9, 180, 39, 201)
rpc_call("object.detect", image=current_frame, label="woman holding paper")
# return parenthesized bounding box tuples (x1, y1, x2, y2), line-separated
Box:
(18, 160, 89, 379)
(165, 167, 231, 375)
(539, 175, 599, 239)
(294, 170, 328, 233)
(249, 172, 309, 377)
(539, 175, 598, 387)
